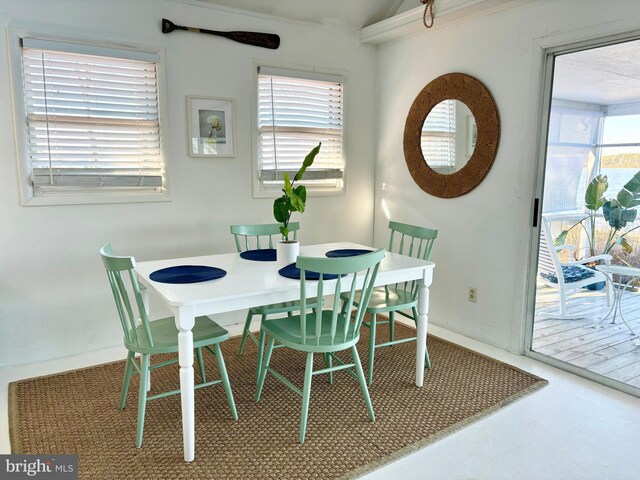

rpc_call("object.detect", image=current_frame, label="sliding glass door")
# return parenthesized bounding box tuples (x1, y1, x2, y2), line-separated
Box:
(528, 35, 640, 397)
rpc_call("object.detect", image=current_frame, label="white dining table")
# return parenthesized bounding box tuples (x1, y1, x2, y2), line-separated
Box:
(134, 242, 435, 461)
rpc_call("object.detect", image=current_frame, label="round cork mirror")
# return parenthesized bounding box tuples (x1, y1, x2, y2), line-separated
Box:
(404, 73, 500, 198)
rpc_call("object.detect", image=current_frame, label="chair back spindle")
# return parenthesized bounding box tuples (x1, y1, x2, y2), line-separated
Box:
(100, 243, 153, 348)
(298, 249, 385, 346)
(538, 221, 566, 287)
(387, 221, 437, 298)
(230, 222, 300, 252)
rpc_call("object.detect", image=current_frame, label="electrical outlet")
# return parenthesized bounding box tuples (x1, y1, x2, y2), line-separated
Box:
(468, 287, 477, 303)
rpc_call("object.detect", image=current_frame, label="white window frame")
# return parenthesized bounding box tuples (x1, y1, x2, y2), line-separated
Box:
(251, 60, 348, 198)
(7, 27, 170, 206)
(421, 99, 456, 174)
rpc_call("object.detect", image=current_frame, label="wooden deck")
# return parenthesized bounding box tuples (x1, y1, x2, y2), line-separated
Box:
(533, 284, 640, 387)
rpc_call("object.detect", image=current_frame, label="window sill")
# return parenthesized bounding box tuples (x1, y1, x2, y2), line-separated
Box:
(21, 190, 171, 207)
(252, 184, 345, 199)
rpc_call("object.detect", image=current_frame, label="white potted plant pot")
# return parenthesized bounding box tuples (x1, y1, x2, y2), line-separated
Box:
(277, 240, 299, 266)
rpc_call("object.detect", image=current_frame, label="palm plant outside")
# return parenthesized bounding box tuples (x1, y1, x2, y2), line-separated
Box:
(556, 171, 640, 261)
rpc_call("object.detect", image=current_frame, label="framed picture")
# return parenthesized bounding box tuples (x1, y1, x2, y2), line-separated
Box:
(187, 96, 235, 157)
(466, 114, 477, 157)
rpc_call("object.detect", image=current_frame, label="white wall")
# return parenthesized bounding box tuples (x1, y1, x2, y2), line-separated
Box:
(0, 0, 378, 367)
(373, 0, 640, 351)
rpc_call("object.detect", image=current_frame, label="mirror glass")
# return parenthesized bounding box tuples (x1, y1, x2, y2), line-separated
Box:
(421, 100, 476, 174)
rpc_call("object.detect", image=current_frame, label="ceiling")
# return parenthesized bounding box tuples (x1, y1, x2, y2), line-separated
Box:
(196, 2, 640, 106)
(197, 0, 414, 29)
(553, 39, 640, 106)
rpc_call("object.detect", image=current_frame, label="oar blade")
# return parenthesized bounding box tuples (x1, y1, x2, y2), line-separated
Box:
(224, 31, 280, 49)
(161, 18, 177, 34)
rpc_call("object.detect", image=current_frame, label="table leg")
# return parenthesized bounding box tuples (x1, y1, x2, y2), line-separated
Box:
(593, 274, 637, 335)
(614, 278, 637, 335)
(593, 273, 619, 328)
(416, 268, 433, 387)
(140, 284, 152, 392)
(175, 306, 196, 461)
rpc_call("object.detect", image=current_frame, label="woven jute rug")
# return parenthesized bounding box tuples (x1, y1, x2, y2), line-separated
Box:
(9, 323, 546, 479)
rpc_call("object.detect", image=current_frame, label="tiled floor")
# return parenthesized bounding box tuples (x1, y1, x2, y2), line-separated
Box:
(2, 321, 640, 479)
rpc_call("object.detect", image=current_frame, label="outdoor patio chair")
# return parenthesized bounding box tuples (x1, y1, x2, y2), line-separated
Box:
(538, 220, 612, 318)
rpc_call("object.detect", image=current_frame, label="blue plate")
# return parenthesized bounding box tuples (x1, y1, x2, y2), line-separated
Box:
(278, 263, 339, 281)
(240, 249, 277, 262)
(150, 265, 226, 284)
(325, 248, 374, 258)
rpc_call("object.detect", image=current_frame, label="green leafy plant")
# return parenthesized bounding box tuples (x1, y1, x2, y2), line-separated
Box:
(556, 171, 640, 257)
(273, 142, 322, 241)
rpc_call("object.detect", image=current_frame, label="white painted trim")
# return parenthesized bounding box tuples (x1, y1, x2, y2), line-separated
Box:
(166, 0, 361, 37)
(535, 19, 640, 52)
(606, 102, 640, 116)
(521, 47, 560, 356)
(527, 349, 640, 399)
(5, 25, 172, 207)
(523, 22, 640, 382)
(360, 0, 533, 45)
(249, 58, 349, 199)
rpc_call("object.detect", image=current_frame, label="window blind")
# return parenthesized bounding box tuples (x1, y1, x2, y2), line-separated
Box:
(257, 67, 344, 186)
(21, 39, 163, 194)
(421, 100, 456, 170)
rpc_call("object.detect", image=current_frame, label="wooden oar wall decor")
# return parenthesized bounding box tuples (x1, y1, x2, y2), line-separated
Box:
(162, 18, 280, 49)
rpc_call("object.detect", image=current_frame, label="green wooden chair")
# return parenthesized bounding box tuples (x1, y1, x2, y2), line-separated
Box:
(231, 222, 299, 254)
(343, 221, 438, 385)
(231, 222, 301, 359)
(100, 243, 238, 448)
(231, 223, 321, 380)
(255, 249, 385, 443)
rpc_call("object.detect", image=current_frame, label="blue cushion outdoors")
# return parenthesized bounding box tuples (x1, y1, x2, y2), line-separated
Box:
(540, 265, 595, 284)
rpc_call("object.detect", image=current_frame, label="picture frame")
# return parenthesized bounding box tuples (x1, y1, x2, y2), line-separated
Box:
(187, 96, 235, 157)
(466, 114, 477, 157)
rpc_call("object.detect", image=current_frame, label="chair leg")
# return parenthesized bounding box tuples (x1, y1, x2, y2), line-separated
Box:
(136, 354, 150, 448)
(299, 352, 314, 444)
(196, 347, 206, 383)
(351, 346, 375, 422)
(146, 367, 151, 392)
(559, 290, 567, 317)
(323, 353, 333, 384)
(256, 328, 266, 383)
(119, 351, 135, 410)
(367, 313, 377, 385)
(238, 310, 255, 355)
(412, 307, 431, 368)
(256, 336, 276, 402)
(212, 343, 238, 421)
(340, 299, 348, 316)
(389, 311, 395, 343)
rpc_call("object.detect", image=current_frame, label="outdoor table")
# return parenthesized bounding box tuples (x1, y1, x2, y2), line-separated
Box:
(594, 264, 639, 335)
